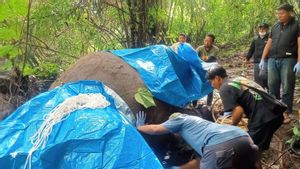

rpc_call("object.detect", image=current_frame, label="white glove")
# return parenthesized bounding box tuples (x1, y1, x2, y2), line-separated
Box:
(135, 111, 146, 127)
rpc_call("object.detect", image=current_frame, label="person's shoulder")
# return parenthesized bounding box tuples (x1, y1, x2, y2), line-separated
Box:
(274, 21, 281, 26)
(171, 42, 179, 46)
(219, 80, 232, 91)
(222, 79, 243, 91)
(293, 18, 300, 27)
(253, 35, 259, 40)
(212, 45, 219, 50)
(271, 21, 281, 29)
(291, 17, 298, 23)
(288, 17, 299, 27)
(196, 45, 205, 50)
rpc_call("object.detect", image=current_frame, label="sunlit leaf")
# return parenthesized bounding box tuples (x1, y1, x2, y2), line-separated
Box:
(0, 0, 28, 21)
(293, 125, 300, 139)
(11, 0, 28, 17)
(0, 2, 11, 21)
(0, 27, 19, 40)
(23, 64, 35, 76)
(134, 87, 156, 109)
(0, 45, 19, 58)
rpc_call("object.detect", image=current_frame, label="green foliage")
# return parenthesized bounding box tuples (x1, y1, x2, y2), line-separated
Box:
(293, 125, 300, 139)
(0, 0, 27, 21)
(1, 0, 297, 79)
(287, 124, 300, 144)
(0, 45, 18, 58)
(0, 0, 27, 73)
(134, 87, 156, 109)
(0, 27, 20, 41)
(32, 62, 60, 78)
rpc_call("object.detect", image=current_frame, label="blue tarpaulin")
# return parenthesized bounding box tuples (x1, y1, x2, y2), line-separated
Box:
(111, 43, 213, 107)
(0, 81, 162, 169)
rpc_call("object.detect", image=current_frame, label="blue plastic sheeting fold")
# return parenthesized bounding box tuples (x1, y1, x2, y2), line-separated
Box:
(0, 80, 163, 169)
(111, 44, 212, 107)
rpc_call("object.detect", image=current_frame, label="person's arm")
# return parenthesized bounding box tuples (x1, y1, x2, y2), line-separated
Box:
(294, 37, 300, 76)
(231, 105, 244, 125)
(261, 38, 272, 60)
(213, 46, 220, 57)
(297, 36, 300, 62)
(138, 124, 170, 135)
(246, 40, 255, 61)
(195, 46, 202, 58)
(180, 158, 200, 169)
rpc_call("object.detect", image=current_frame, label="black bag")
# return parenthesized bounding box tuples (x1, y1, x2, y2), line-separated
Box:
(239, 83, 287, 114)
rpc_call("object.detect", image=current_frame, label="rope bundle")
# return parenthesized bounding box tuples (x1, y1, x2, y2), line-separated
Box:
(23, 93, 110, 169)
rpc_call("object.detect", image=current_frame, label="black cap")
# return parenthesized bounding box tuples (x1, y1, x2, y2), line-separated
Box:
(205, 66, 228, 80)
(258, 23, 269, 28)
(277, 3, 293, 12)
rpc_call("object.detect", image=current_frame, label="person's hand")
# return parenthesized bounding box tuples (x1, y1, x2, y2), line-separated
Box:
(293, 62, 300, 76)
(135, 111, 146, 127)
(201, 55, 208, 61)
(259, 59, 267, 70)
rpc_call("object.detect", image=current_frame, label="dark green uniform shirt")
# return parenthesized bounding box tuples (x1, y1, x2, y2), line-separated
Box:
(246, 33, 269, 63)
(219, 78, 279, 129)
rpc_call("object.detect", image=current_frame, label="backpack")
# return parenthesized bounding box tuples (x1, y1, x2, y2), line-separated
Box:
(231, 77, 287, 114)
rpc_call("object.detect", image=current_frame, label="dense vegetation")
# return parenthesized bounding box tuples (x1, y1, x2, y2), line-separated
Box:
(0, 0, 299, 79)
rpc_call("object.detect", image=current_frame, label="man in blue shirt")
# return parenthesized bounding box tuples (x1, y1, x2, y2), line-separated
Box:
(137, 112, 258, 169)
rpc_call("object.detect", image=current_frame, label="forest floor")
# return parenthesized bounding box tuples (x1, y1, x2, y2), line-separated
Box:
(219, 54, 300, 169)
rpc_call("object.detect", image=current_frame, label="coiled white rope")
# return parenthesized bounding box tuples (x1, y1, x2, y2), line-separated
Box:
(23, 93, 110, 169)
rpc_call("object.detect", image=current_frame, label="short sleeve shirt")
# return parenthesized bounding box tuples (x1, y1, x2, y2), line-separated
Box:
(171, 42, 180, 54)
(219, 78, 279, 129)
(196, 45, 219, 57)
(161, 114, 247, 156)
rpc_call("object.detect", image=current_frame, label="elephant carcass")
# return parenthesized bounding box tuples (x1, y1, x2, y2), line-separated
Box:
(50, 52, 176, 124)
(50, 51, 209, 167)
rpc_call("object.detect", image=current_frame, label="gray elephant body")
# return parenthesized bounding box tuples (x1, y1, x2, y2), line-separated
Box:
(50, 52, 212, 167)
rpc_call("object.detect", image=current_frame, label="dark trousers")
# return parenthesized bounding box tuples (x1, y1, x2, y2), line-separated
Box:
(248, 115, 283, 150)
(201, 136, 258, 169)
(254, 63, 268, 89)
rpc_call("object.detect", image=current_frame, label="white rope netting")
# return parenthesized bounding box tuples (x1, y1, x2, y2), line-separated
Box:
(23, 93, 110, 169)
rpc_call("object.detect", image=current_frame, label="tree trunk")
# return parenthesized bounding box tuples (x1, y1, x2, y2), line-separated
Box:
(126, 0, 166, 48)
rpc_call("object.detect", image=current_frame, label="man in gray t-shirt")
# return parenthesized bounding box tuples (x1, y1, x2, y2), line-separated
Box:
(195, 34, 219, 61)
(137, 112, 258, 169)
